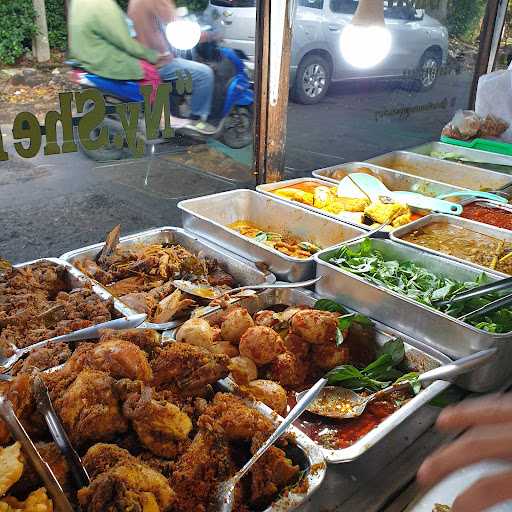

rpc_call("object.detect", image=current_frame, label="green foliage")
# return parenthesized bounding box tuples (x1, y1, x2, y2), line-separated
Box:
(117, 0, 208, 12)
(45, 0, 67, 49)
(447, 0, 487, 42)
(0, 0, 37, 65)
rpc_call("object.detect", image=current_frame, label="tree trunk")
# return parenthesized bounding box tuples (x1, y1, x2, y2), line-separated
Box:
(32, 0, 51, 62)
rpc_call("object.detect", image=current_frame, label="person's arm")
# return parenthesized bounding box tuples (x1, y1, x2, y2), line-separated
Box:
(417, 394, 512, 512)
(93, 1, 160, 63)
(153, 0, 176, 24)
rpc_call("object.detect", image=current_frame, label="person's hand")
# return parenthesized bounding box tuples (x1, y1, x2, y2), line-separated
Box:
(417, 393, 512, 512)
(156, 52, 173, 67)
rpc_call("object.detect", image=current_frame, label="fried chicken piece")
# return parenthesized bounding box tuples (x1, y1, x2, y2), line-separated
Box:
(75, 258, 113, 285)
(198, 393, 273, 442)
(82, 443, 138, 479)
(123, 387, 192, 459)
(99, 328, 160, 356)
(0, 487, 53, 512)
(11, 343, 72, 376)
(66, 339, 153, 383)
(78, 461, 175, 512)
(266, 351, 308, 388)
(171, 431, 233, 512)
(10, 442, 69, 499)
(290, 309, 337, 344)
(54, 369, 128, 446)
(248, 443, 299, 508)
(151, 343, 229, 395)
(0, 443, 23, 497)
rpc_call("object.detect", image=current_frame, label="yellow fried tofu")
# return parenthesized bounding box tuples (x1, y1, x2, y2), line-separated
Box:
(392, 212, 412, 227)
(364, 201, 409, 224)
(323, 197, 370, 214)
(0, 443, 23, 498)
(313, 186, 331, 209)
(274, 188, 314, 205)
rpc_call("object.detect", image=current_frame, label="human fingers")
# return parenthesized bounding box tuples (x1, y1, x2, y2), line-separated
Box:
(451, 470, 512, 512)
(417, 423, 512, 489)
(436, 393, 512, 432)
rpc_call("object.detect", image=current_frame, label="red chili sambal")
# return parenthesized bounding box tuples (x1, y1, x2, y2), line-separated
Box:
(290, 394, 404, 450)
(461, 204, 512, 231)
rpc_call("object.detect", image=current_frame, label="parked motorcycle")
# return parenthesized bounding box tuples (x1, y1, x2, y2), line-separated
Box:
(67, 26, 254, 161)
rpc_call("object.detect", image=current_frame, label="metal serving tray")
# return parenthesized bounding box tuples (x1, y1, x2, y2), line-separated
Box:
(458, 198, 512, 232)
(390, 213, 512, 278)
(15, 257, 132, 318)
(189, 288, 450, 464)
(60, 227, 275, 329)
(367, 150, 512, 191)
(312, 162, 466, 197)
(256, 177, 430, 232)
(314, 239, 512, 392)
(408, 141, 512, 173)
(178, 189, 365, 282)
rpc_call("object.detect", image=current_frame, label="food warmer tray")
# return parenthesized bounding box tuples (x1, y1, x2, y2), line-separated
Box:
(407, 141, 512, 173)
(312, 162, 467, 198)
(60, 227, 276, 330)
(256, 177, 430, 232)
(390, 213, 512, 278)
(314, 239, 512, 392)
(178, 189, 365, 282)
(172, 288, 450, 464)
(15, 257, 133, 319)
(367, 150, 512, 192)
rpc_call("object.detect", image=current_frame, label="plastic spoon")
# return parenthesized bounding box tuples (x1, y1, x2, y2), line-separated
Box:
(437, 191, 509, 203)
(340, 173, 463, 215)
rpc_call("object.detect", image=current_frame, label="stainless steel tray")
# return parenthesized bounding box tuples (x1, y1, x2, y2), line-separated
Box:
(367, 150, 512, 191)
(458, 198, 512, 232)
(14, 257, 132, 319)
(408, 141, 512, 173)
(60, 227, 275, 329)
(256, 178, 429, 232)
(178, 189, 365, 282)
(186, 288, 450, 464)
(314, 240, 512, 392)
(390, 213, 512, 277)
(312, 162, 466, 197)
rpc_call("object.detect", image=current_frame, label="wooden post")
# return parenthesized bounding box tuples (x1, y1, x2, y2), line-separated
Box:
(254, 0, 295, 184)
(32, 0, 51, 62)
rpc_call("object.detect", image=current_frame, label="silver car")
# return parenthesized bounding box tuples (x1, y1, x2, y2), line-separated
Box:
(206, 0, 448, 104)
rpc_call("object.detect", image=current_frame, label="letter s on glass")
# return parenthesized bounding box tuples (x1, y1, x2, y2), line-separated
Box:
(75, 89, 108, 150)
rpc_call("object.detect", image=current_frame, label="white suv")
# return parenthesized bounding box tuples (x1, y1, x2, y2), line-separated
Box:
(206, 0, 448, 104)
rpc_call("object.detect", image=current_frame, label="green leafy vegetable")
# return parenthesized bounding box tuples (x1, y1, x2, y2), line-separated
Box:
(314, 299, 347, 313)
(335, 327, 344, 347)
(327, 239, 512, 334)
(254, 232, 268, 242)
(326, 338, 407, 391)
(395, 372, 421, 395)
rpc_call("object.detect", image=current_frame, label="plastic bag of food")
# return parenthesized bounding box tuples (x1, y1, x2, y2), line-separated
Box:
(441, 110, 481, 140)
(475, 66, 512, 141)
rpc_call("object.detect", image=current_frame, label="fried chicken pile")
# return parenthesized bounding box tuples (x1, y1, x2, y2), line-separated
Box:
(173, 304, 376, 416)
(0, 261, 117, 357)
(75, 226, 237, 323)
(0, 327, 303, 512)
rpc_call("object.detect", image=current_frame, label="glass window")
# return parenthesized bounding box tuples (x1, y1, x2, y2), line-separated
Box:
(330, 0, 358, 14)
(299, 0, 324, 9)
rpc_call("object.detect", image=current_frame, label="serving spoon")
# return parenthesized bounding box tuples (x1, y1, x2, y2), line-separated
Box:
(209, 377, 327, 512)
(297, 348, 496, 420)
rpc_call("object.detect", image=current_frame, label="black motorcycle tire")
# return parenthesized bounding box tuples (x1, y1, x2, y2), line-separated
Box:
(75, 121, 127, 161)
(221, 106, 253, 149)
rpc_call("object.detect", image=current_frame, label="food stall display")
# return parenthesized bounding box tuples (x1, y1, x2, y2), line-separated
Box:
(185, 288, 449, 463)
(256, 177, 425, 230)
(178, 189, 365, 281)
(391, 214, 512, 276)
(367, 151, 512, 191)
(61, 227, 275, 327)
(0, 259, 126, 359)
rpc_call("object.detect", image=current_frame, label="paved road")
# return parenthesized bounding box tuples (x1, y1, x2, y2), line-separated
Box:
(0, 71, 474, 261)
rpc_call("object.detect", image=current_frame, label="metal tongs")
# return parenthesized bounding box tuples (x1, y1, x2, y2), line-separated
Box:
(434, 276, 512, 321)
(33, 375, 91, 489)
(0, 395, 75, 512)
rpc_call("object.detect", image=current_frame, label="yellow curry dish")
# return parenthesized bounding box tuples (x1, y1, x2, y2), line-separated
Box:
(271, 181, 420, 229)
(228, 220, 321, 259)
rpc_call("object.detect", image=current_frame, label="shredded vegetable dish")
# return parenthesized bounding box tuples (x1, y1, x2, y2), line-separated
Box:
(228, 220, 321, 259)
(327, 239, 512, 333)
